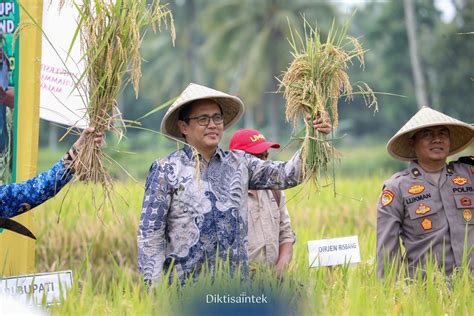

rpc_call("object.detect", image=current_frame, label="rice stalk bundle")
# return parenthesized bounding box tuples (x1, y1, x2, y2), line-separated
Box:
(71, 0, 175, 198)
(279, 17, 378, 187)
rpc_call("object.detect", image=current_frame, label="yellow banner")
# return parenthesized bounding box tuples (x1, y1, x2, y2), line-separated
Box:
(0, 0, 43, 276)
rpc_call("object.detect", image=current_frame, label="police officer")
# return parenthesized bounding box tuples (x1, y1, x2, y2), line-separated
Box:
(377, 106, 474, 277)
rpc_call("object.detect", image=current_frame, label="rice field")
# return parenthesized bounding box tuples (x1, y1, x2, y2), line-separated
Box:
(26, 176, 473, 315)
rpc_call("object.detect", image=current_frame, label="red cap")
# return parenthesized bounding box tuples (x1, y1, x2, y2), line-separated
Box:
(229, 128, 280, 154)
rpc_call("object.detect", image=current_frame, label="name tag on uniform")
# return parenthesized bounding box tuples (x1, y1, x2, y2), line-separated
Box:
(0, 270, 73, 305)
(308, 236, 361, 267)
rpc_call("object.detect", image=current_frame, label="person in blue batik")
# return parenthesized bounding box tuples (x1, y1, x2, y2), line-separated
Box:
(137, 83, 331, 287)
(0, 127, 103, 239)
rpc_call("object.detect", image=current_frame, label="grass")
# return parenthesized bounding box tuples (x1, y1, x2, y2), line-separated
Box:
(18, 175, 471, 315)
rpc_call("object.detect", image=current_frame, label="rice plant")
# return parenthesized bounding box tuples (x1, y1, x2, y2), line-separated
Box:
(27, 179, 473, 315)
(279, 17, 378, 187)
(69, 0, 175, 208)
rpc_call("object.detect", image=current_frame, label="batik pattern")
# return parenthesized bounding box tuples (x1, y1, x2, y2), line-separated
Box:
(137, 145, 301, 286)
(0, 158, 73, 218)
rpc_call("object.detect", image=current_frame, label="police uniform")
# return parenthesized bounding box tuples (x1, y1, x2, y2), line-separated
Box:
(377, 107, 474, 277)
(377, 157, 474, 277)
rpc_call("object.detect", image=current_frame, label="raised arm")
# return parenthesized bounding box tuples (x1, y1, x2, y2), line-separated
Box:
(246, 149, 302, 190)
(246, 113, 331, 190)
(0, 158, 73, 218)
(0, 127, 103, 218)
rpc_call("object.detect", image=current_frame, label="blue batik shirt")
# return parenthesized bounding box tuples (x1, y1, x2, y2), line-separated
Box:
(137, 145, 302, 286)
(0, 158, 73, 218)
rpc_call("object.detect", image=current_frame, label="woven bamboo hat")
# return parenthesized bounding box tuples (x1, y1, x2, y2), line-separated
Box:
(161, 83, 245, 141)
(387, 106, 473, 161)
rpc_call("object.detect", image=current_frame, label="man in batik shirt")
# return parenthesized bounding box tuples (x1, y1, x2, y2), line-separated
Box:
(137, 83, 331, 286)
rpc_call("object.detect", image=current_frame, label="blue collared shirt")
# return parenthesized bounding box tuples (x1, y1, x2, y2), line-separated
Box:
(0, 158, 73, 218)
(137, 145, 302, 285)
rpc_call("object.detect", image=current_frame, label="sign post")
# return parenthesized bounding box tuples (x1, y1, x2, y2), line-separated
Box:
(308, 235, 361, 268)
(0, 270, 73, 305)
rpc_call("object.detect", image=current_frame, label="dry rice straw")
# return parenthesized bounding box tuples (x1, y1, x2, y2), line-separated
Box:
(70, 0, 175, 207)
(279, 17, 378, 187)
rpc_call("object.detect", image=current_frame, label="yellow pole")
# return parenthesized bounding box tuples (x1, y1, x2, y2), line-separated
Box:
(0, 0, 43, 276)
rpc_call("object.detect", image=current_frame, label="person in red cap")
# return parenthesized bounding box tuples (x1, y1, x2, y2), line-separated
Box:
(229, 128, 295, 276)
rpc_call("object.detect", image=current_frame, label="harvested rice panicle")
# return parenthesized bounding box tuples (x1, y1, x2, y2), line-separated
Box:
(69, 0, 175, 207)
(279, 17, 377, 187)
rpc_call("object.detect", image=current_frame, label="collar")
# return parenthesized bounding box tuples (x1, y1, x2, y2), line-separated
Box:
(182, 144, 225, 161)
(214, 147, 226, 160)
(182, 144, 194, 159)
(408, 160, 422, 178)
(408, 160, 453, 179)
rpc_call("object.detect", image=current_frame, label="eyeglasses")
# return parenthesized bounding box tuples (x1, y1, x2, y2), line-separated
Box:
(413, 128, 450, 141)
(253, 151, 269, 160)
(185, 113, 224, 126)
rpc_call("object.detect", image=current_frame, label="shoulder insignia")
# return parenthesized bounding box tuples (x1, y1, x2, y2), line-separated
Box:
(458, 156, 474, 166)
(380, 189, 394, 207)
(411, 168, 421, 177)
(389, 169, 409, 181)
(447, 162, 454, 175)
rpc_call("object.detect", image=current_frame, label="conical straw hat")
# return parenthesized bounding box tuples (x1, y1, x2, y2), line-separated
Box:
(161, 83, 245, 141)
(387, 106, 473, 161)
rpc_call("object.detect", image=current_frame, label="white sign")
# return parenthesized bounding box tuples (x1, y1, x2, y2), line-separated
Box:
(0, 270, 73, 305)
(40, 1, 88, 128)
(308, 235, 361, 267)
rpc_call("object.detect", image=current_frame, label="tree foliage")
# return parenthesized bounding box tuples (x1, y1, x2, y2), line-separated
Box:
(40, 0, 474, 148)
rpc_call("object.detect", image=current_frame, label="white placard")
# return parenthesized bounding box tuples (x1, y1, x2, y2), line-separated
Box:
(40, 1, 88, 128)
(308, 235, 361, 267)
(0, 270, 73, 305)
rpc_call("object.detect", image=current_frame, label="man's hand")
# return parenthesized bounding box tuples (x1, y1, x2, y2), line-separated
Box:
(306, 112, 332, 135)
(274, 242, 293, 278)
(69, 127, 104, 160)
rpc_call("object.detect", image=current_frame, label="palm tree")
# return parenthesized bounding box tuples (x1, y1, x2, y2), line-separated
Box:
(140, 0, 206, 103)
(403, 0, 429, 109)
(198, 0, 337, 140)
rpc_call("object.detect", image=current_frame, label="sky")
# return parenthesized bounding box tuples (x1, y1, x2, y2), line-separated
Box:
(330, 0, 456, 22)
